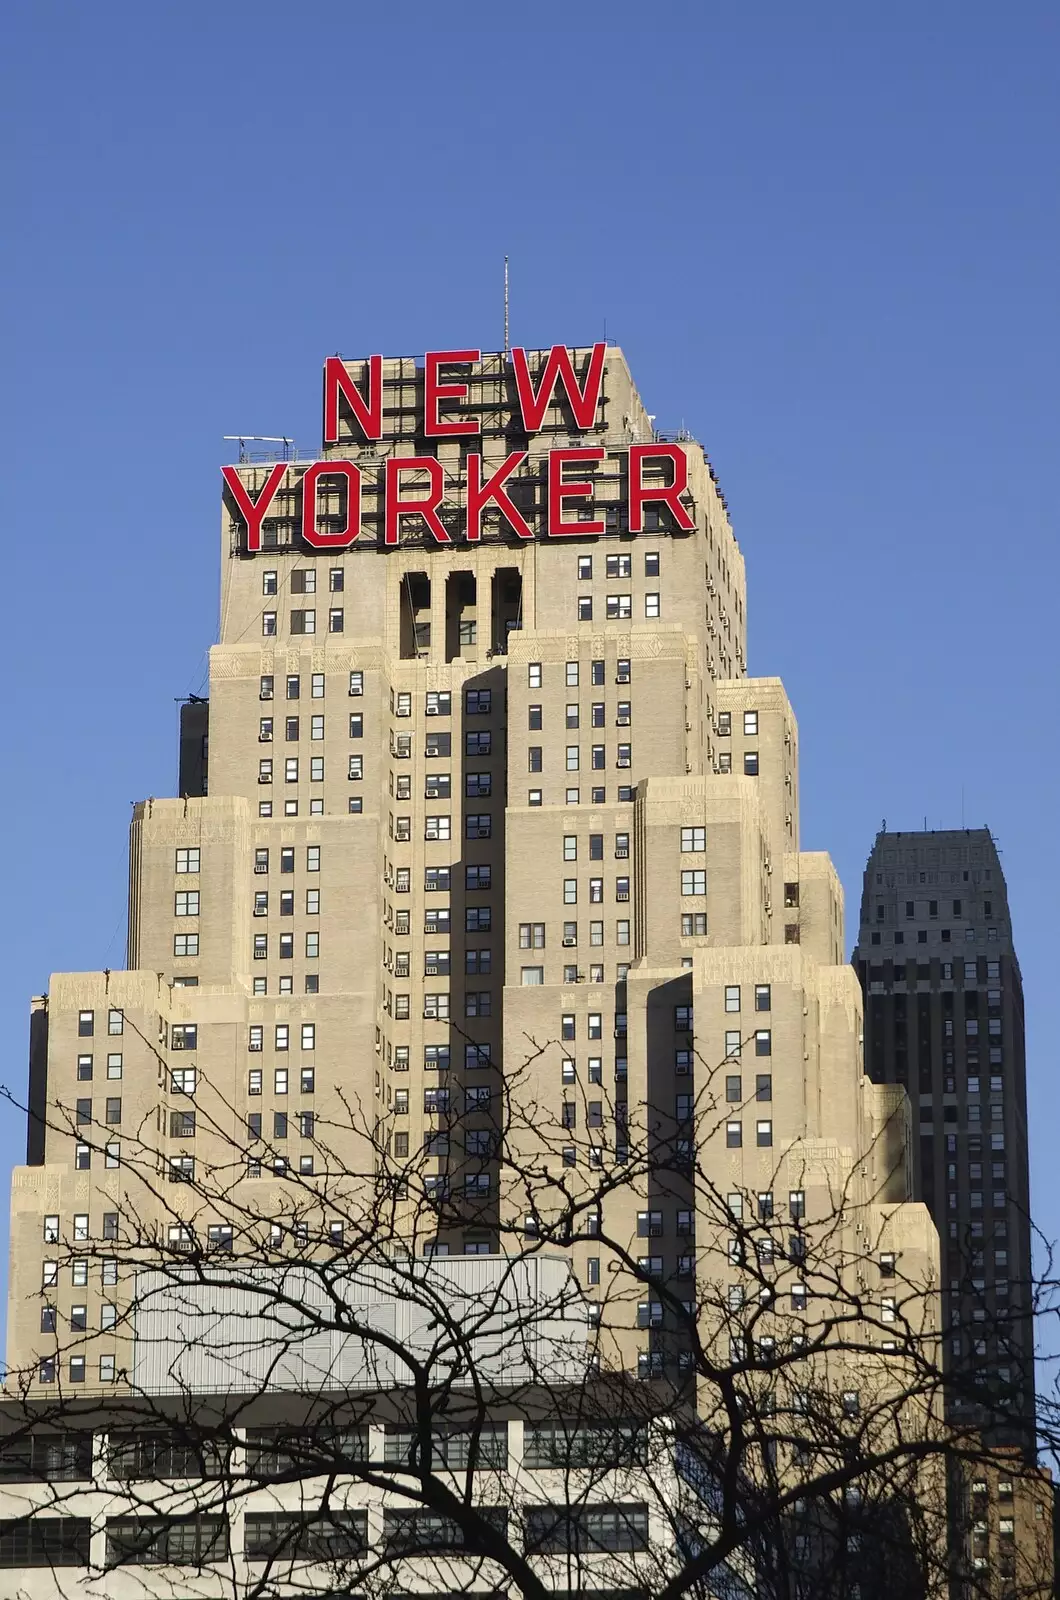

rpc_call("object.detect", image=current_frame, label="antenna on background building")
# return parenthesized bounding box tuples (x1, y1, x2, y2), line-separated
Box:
(503, 256, 510, 359)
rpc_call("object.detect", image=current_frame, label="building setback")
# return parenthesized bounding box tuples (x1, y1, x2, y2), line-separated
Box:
(853, 829, 1035, 1450)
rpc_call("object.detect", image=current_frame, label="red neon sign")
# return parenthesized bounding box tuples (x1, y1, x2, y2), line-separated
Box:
(224, 348, 699, 548)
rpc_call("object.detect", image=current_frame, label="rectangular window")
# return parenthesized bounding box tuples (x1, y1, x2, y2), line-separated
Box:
(174, 891, 199, 917)
(175, 848, 200, 874)
(606, 594, 632, 619)
(290, 609, 316, 635)
(681, 870, 706, 896)
(681, 827, 706, 852)
(644, 592, 660, 618)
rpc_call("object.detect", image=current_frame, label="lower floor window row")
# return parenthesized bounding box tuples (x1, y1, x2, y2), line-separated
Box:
(0, 1502, 647, 1566)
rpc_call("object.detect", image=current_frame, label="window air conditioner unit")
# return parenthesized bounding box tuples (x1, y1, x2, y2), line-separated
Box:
(562, 937, 576, 947)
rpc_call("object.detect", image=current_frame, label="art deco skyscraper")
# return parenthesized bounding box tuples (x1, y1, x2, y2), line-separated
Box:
(7, 345, 937, 1417)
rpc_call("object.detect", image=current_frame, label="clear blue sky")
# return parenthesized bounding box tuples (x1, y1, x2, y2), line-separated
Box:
(1, 4, 1057, 1322)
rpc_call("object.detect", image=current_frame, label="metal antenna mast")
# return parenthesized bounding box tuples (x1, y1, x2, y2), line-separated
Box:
(503, 256, 510, 359)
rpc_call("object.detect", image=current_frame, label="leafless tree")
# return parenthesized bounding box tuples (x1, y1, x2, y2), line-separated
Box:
(0, 1027, 1055, 1600)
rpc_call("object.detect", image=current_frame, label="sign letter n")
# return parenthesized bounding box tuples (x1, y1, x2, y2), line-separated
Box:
(323, 356, 383, 445)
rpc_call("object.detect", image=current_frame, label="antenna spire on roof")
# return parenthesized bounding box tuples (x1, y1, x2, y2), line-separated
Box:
(503, 256, 510, 360)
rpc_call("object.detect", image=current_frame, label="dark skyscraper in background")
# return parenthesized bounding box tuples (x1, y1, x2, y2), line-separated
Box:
(853, 828, 1035, 1451)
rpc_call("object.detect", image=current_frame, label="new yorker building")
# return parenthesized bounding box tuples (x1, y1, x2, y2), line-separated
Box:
(7, 345, 937, 1408)
(853, 830, 1035, 1449)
